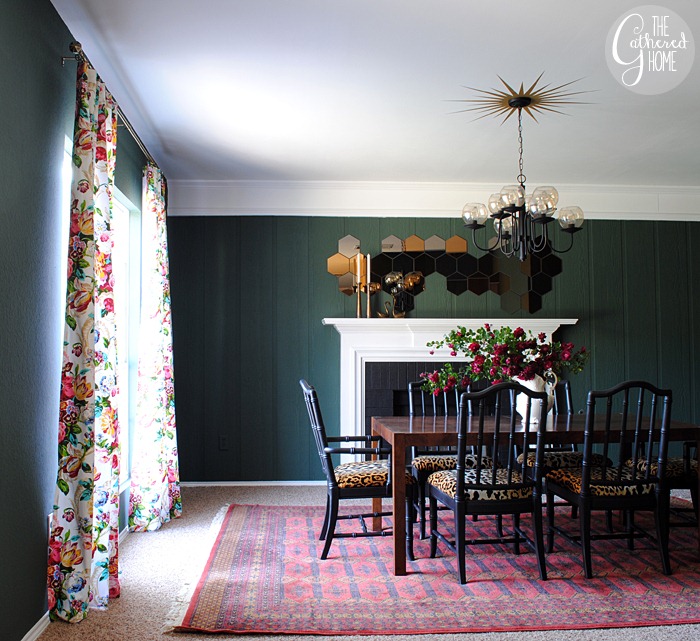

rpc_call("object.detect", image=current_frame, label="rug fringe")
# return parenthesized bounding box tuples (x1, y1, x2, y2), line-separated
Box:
(162, 504, 231, 634)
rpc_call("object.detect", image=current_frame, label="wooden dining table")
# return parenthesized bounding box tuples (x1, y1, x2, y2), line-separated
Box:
(371, 413, 700, 576)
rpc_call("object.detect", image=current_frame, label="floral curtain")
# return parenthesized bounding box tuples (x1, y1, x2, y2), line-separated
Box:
(128, 164, 181, 531)
(49, 60, 120, 622)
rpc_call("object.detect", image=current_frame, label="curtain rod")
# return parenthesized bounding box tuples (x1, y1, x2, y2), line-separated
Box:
(62, 41, 158, 167)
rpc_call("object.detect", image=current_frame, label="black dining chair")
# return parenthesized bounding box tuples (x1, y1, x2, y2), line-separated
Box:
(408, 380, 461, 539)
(516, 380, 612, 521)
(300, 379, 416, 561)
(545, 380, 673, 579)
(427, 382, 549, 584)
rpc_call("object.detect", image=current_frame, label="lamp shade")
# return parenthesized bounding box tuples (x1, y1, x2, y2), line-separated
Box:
(462, 202, 489, 226)
(500, 184, 525, 207)
(557, 206, 584, 229)
(497, 215, 513, 235)
(530, 186, 559, 217)
(488, 193, 502, 214)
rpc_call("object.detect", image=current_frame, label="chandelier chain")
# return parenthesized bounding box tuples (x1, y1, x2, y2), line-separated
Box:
(516, 108, 526, 187)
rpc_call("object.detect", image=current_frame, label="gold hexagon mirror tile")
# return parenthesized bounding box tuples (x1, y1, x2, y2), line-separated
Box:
(327, 252, 351, 276)
(404, 235, 425, 253)
(445, 235, 468, 254)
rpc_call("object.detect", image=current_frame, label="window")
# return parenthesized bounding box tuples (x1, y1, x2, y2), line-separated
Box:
(111, 192, 141, 490)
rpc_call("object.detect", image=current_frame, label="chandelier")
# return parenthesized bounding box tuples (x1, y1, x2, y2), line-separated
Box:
(459, 76, 586, 262)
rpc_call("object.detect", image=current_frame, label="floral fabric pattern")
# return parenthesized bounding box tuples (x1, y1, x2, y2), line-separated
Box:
(129, 164, 181, 531)
(49, 60, 120, 622)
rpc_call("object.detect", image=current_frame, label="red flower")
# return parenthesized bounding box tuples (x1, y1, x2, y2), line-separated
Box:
(422, 323, 589, 394)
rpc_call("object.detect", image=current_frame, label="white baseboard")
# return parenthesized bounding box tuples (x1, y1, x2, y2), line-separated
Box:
(22, 612, 49, 641)
(120, 524, 130, 544)
(180, 480, 325, 487)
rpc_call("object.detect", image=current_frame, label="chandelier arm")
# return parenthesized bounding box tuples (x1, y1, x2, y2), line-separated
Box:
(510, 211, 523, 254)
(529, 220, 550, 253)
(469, 227, 497, 253)
(547, 232, 576, 255)
(501, 239, 516, 258)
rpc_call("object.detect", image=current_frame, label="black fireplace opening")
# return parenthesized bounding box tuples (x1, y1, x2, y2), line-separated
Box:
(364, 361, 453, 435)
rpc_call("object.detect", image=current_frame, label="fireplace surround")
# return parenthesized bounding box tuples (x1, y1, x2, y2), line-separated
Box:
(322, 318, 578, 440)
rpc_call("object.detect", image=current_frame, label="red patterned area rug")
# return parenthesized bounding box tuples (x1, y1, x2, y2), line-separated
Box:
(173, 503, 700, 635)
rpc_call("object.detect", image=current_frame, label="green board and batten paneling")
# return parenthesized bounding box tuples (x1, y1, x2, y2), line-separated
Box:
(168, 217, 700, 482)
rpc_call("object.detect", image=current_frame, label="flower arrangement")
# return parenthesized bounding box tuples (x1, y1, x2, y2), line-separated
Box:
(421, 323, 589, 396)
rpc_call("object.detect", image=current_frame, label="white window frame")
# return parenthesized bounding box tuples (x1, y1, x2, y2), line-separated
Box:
(111, 190, 141, 492)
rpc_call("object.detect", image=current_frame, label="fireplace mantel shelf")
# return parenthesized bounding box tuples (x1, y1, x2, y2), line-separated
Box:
(323, 317, 578, 439)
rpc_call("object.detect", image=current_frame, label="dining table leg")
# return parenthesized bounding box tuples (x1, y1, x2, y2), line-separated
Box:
(370, 422, 408, 575)
(390, 432, 408, 576)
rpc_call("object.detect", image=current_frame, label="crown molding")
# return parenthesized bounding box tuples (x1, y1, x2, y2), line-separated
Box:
(167, 180, 700, 221)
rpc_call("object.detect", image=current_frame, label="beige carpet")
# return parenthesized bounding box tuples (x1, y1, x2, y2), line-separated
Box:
(37, 484, 700, 641)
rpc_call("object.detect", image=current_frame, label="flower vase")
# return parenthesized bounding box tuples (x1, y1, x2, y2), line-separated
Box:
(514, 374, 556, 423)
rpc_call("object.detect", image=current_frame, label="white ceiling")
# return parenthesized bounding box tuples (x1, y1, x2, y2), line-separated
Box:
(50, 0, 699, 194)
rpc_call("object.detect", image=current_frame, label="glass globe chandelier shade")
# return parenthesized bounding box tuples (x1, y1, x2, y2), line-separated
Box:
(462, 181, 584, 261)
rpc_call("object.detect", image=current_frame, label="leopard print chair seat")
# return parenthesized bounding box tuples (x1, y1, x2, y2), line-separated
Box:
(335, 459, 417, 489)
(624, 456, 698, 478)
(624, 454, 698, 527)
(518, 450, 612, 470)
(428, 467, 533, 501)
(546, 466, 656, 497)
(411, 453, 495, 474)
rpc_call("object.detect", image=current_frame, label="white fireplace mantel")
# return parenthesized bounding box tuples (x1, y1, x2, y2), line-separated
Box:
(322, 317, 578, 438)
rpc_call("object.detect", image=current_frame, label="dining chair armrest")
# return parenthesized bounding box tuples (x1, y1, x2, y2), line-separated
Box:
(327, 435, 382, 444)
(324, 446, 390, 457)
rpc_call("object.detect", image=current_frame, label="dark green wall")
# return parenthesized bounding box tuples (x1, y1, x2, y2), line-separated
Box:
(168, 217, 700, 482)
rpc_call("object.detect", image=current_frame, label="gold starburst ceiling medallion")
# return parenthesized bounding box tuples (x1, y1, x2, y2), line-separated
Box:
(452, 72, 590, 123)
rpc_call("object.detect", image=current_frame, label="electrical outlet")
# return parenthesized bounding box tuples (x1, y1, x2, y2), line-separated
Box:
(218, 435, 229, 451)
